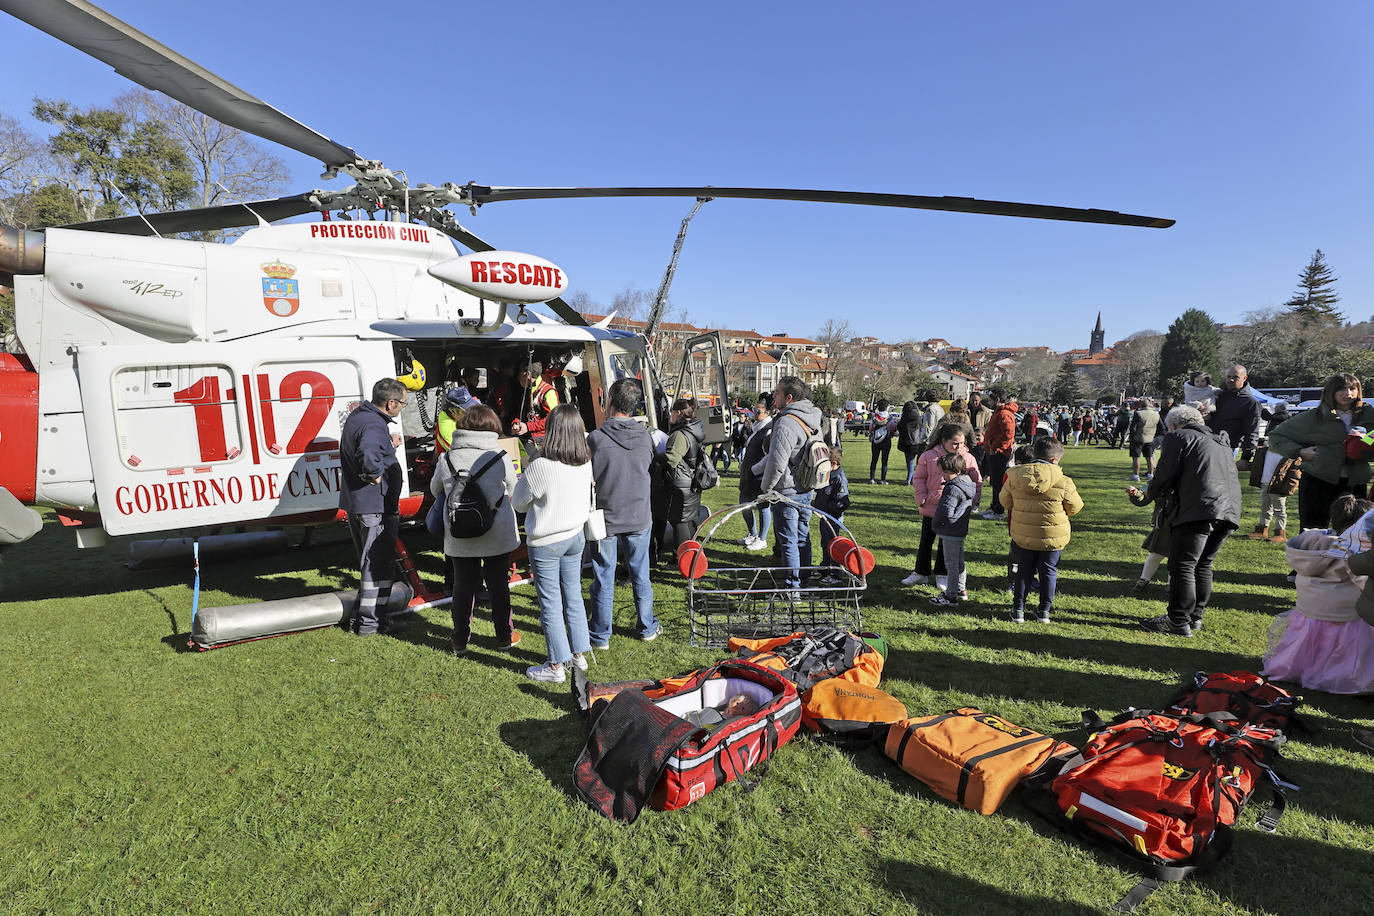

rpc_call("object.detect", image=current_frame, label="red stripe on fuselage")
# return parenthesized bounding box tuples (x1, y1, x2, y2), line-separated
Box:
(241, 374, 261, 464)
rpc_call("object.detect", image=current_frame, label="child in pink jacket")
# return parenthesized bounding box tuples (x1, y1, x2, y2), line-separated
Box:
(901, 422, 983, 590)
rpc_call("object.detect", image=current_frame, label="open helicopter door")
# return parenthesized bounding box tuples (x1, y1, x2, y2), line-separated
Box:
(590, 339, 662, 431)
(75, 340, 398, 537)
(673, 332, 730, 445)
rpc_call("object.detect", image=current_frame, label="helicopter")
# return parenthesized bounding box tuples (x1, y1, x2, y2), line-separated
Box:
(0, 0, 1173, 569)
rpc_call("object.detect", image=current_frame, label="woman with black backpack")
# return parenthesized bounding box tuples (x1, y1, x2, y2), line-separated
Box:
(429, 405, 520, 656)
(663, 398, 706, 552)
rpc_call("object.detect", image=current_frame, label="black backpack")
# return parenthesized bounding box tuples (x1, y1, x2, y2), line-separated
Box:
(691, 448, 720, 491)
(445, 450, 505, 538)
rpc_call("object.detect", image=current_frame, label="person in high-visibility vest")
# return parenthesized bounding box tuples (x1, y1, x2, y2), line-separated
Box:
(510, 363, 561, 439)
(435, 385, 481, 454)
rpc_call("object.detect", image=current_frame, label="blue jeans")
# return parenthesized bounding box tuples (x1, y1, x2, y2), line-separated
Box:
(745, 504, 772, 541)
(527, 532, 590, 665)
(818, 513, 843, 569)
(1010, 542, 1061, 612)
(771, 491, 814, 589)
(588, 526, 657, 642)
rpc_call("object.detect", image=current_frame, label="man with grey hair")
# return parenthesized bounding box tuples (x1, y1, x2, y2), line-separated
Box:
(1126, 404, 1241, 636)
(1128, 398, 1161, 481)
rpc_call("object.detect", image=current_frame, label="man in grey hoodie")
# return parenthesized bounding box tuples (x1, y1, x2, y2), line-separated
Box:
(587, 378, 660, 645)
(760, 375, 824, 590)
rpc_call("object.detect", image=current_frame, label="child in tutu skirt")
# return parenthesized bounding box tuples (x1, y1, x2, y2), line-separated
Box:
(1262, 495, 1374, 694)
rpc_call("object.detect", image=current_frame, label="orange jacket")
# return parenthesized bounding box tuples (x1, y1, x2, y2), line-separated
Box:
(984, 402, 1018, 456)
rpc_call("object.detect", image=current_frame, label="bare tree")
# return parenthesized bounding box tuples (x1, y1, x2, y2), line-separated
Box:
(814, 317, 853, 387)
(117, 89, 289, 238)
(1006, 350, 1060, 401)
(0, 109, 46, 218)
(1112, 331, 1165, 397)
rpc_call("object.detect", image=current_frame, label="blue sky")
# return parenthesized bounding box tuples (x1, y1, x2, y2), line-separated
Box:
(3, 1, 1372, 350)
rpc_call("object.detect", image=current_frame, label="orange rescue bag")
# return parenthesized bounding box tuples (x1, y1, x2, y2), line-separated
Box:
(884, 707, 1074, 815)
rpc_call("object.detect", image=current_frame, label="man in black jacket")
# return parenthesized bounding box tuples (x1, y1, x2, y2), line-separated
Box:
(587, 378, 660, 646)
(1206, 364, 1262, 465)
(1128, 405, 1242, 636)
(339, 378, 408, 636)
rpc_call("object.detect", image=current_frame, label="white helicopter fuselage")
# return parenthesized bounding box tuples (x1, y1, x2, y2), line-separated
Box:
(4, 221, 669, 541)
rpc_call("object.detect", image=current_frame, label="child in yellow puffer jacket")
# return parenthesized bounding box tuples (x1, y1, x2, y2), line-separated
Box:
(1000, 436, 1084, 623)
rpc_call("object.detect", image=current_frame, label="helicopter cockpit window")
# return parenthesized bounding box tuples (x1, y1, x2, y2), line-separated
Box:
(113, 364, 242, 470)
(608, 352, 645, 382)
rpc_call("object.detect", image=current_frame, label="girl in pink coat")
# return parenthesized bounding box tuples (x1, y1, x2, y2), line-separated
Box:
(901, 422, 983, 590)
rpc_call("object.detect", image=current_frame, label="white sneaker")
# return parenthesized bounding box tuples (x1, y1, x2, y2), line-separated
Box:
(747, 536, 768, 552)
(526, 662, 566, 683)
(1130, 474, 1140, 481)
(980, 510, 1004, 521)
(901, 572, 928, 587)
(571, 654, 589, 671)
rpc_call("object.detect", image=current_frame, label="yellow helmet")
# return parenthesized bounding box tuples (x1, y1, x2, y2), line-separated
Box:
(398, 356, 426, 391)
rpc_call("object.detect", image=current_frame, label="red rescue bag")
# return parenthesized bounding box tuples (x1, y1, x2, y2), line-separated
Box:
(1029, 712, 1296, 912)
(1163, 670, 1308, 736)
(572, 660, 801, 821)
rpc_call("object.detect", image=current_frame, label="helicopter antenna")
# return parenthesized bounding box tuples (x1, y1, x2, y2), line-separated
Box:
(101, 179, 162, 238)
(644, 197, 710, 343)
(214, 182, 270, 227)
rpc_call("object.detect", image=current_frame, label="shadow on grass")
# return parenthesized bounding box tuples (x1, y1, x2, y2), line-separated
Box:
(886, 648, 1173, 714)
(875, 856, 1108, 915)
(1003, 793, 1374, 915)
(941, 628, 1252, 674)
(499, 700, 588, 800)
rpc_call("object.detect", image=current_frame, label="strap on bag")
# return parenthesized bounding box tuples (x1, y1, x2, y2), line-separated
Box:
(894, 711, 959, 762)
(733, 714, 780, 793)
(445, 449, 504, 492)
(955, 734, 1055, 806)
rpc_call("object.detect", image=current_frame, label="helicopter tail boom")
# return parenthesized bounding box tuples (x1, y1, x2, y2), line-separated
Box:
(0, 225, 45, 286)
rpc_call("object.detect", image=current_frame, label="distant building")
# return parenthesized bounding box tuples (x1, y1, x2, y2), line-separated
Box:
(728, 346, 795, 394)
(1090, 312, 1105, 356)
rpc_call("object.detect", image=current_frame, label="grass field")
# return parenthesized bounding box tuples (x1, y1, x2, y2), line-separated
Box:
(2, 442, 1371, 915)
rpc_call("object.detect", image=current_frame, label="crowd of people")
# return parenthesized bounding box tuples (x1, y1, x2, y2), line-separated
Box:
(335, 363, 1374, 725)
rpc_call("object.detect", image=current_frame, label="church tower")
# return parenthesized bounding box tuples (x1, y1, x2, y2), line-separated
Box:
(1090, 311, 1105, 356)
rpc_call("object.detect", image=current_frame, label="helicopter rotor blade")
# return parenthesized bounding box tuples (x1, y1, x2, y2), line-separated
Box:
(430, 222, 588, 327)
(0, 0, 361, 170)
(61, 195, 320, 236)
(460, 184, 1175, 229)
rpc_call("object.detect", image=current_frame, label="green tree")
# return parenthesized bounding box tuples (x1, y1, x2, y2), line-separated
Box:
(810, 383, 839, 412)
(1050, 356, 1082, 404)
(1285, 249, 1342, 326)
(31, 98, 194, 221)
(1157, 308, 1221, 397)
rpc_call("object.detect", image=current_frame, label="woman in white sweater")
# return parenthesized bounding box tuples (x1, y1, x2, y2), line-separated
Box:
(429, 405, 520, 655)
(511, 404, 595, 682)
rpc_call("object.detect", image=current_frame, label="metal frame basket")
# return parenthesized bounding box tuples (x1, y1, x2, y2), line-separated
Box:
(686, 494, 867, 647)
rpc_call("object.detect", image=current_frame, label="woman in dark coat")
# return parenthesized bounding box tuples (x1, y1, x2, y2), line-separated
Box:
(662, 398, 705, 550)
(896, 400, 924, 484)
(1127, 405, 1242, 636)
